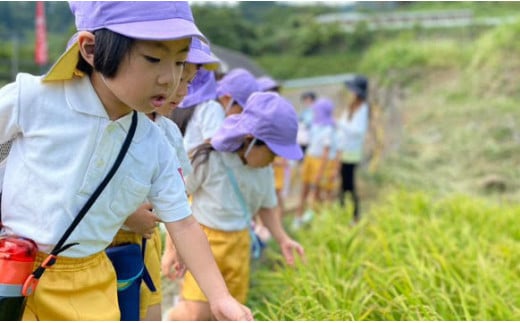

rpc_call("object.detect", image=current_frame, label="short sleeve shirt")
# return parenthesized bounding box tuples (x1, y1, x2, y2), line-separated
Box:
(186, 151, 277, 231)
(0, 74, 191, 257)
(183, 100, 225, 153)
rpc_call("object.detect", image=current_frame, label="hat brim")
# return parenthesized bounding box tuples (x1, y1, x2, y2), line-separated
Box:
(44, 18, 207, 82)
(187, 48, 220, 71)
(266, 141, 303, 160)
(211, 115, 249, 152)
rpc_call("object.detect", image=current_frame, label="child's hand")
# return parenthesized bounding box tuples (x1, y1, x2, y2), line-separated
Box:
(210, 295, 253, 321)
(279, 238, 306, 266)
(124, 202, 161, 238)
(161, 243, 186, 280)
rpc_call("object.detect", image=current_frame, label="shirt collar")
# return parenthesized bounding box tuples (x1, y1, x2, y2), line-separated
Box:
(64, 76, 108, 118)
(63, 76, 151, 142)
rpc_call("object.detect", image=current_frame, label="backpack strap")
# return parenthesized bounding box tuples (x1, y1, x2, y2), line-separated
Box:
(141, 237, 156, 292)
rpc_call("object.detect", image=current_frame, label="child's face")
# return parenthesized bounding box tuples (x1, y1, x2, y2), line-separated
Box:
(98, 38, 191, 115)
(302, 97, 314, 108)
(155, 63, 199, 116)
(226, 103, 244, 117)
(244, 140, 275, 168)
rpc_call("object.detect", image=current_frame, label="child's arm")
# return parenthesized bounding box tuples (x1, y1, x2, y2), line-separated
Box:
(258, 207, 305, 266)
(165, 216, 253, 321)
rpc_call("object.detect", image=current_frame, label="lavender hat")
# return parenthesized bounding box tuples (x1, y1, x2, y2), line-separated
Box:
(216, 68, 259, 108)
(178, 69, 217, 108)
(212, 92, 303, 160)
(44, 1, 206, 82)
(313, 98, 335, 126)
(187, 37, 220, 71)
(256, 76, 280, 92)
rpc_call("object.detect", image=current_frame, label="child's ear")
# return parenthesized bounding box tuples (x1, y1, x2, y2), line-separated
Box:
(77, 31, 95, 67)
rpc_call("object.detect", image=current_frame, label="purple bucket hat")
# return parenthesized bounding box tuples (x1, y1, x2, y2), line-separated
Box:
(212, 92, 303, 160)
(313, 98, 335, 126)
(256, 76, 280, 92)
(187, 37, 220, 71)
(44, 1, 206, 82)
(178, 69, 217, 108)
(216, 68, 259, 108)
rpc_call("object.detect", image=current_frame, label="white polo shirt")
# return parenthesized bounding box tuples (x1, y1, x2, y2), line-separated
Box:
(154, 115, 192, 176)
(183, 100, 225, 153)
(186, 151, 277, 232)
(0, 73, 191, 257)
(306, 124, 335, 158)
(337, 103, 369, 163)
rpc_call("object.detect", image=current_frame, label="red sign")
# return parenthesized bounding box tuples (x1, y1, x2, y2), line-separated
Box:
(35, 1, 48, 66)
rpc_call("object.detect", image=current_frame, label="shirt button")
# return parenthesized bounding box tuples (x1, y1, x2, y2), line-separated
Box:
(106, 124, 116, 134)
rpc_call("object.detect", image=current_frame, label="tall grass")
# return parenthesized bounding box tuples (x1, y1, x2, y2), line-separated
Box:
(248, 192, 520, 320)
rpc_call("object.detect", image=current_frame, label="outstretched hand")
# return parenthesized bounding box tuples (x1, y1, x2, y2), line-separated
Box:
(279, 238, 306, 266)
(210, 295, 254, 321)
(161, 243, 187, 280)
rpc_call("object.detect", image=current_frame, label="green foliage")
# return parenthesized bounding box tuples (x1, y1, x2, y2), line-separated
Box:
(255, 53, 361, 80)
(359, 38, 469, 78)
(470, 19, 520, 70)
(248, 192, 520, 320)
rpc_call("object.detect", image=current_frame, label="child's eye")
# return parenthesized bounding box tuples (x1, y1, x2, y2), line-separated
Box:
(144, 55, 160, 63)
(176, 61, 186, 67)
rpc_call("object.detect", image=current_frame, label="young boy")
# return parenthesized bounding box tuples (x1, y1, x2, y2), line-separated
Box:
(164, 92, 305, 320)
(0, 2, 251, 320)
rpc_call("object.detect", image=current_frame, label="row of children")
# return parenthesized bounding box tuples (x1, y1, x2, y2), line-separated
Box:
(0, 1, 304, 321)
(294, 76, 370, 230)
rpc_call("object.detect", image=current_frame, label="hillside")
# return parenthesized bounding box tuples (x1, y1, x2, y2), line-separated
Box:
(247, 19, 520, 320)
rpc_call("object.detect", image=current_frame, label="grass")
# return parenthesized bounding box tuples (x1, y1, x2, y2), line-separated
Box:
(248, 193, 520, 320)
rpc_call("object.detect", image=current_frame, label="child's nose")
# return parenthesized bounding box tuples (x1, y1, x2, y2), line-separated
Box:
(159, 66, 181, 96)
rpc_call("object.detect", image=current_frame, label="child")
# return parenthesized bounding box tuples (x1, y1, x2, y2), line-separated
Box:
(294, 98, 336, 231)
(0, 2, 251, 320)
(297, 91, 316, 155)
(172, 68, 223, 154)
(337, 75, 370, 223)
(177, 67, 259, 154)
(112, 36, 220, 321)
(163, 92, 305, 320)
(216, 67, 259, 117)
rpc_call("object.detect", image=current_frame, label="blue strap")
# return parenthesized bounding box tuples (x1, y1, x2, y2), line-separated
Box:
(223, 163, 263, 259)
(141, 238, 156, 292)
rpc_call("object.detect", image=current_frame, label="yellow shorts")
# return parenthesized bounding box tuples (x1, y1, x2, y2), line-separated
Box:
(302, 155, 326, 184)
(320, 161, 339, 191)
(111, 228, 163, 319)
(273, 163, 285, 191)
(23, 251, 119, 320)
(181, 225, 251, 304)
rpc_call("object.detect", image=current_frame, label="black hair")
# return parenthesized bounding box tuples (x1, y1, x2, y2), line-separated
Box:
(169, 105, 196, 136)
(300, 91, 316, 101)
(76, 29, 135, 77)
(190, 137, 263, 172)
(190, 142, 215, 173)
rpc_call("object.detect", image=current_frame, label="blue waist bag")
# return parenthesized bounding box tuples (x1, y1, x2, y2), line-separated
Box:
(106, 239, 155, 321)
